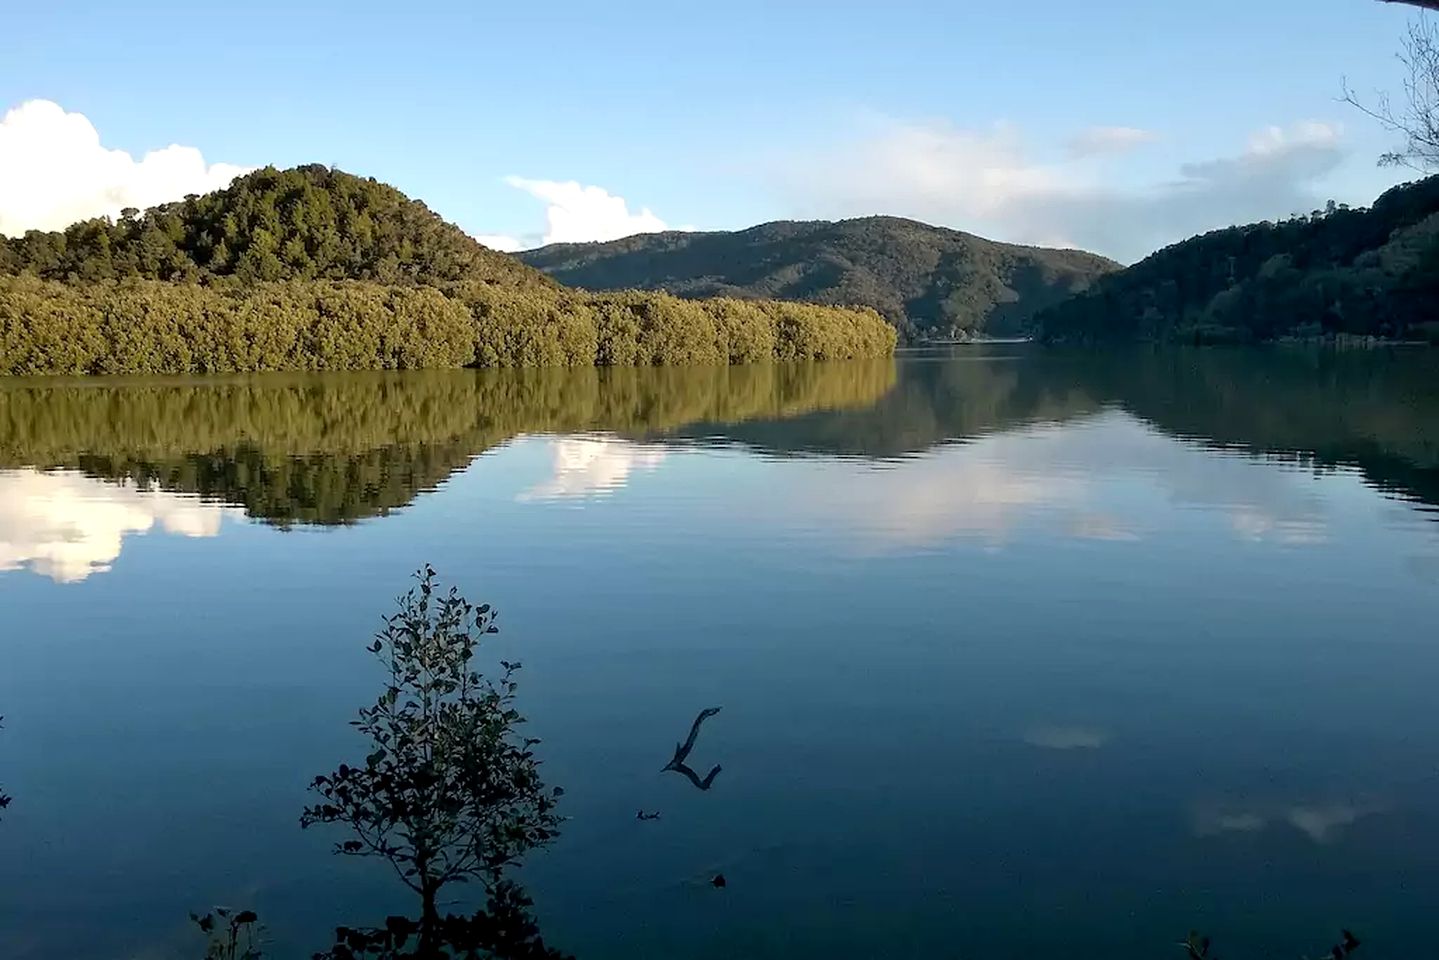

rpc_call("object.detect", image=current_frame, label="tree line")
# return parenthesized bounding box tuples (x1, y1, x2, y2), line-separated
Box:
(1035, 175, 1439, 344)
(0, 275, 895, 375)
(0, 165, 895, 374)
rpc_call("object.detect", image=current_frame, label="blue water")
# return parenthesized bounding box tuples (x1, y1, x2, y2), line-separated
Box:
(2, 349, 1437, 959)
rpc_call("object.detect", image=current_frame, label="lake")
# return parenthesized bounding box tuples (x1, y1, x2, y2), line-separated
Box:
(2, 347, 1438, 960)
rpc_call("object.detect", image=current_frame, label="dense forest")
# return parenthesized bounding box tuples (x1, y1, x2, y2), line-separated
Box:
(519, 217, 1118, 340)
(1036, 176, 1439, 344)
(0, 166, 895, 373)
(0, 164, 546, 289)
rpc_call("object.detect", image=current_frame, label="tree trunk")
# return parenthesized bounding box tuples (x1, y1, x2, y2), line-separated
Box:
(417, 860, 442, 959)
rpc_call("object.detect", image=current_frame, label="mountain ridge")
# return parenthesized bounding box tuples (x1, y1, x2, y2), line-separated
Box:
(519, 216, 1119, 339)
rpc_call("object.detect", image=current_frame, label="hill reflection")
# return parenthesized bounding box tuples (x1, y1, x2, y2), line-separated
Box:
(0, 362, 895, 525)
(1, 348, 1436, 528)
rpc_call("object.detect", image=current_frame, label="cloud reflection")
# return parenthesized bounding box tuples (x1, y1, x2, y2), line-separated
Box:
(0, 468, 229, 583)
(518, 437, 666, 502)
(773, 412, 1331, 552)
(1194, 800, 1381, 844)
(1022, 725, 1109, 750)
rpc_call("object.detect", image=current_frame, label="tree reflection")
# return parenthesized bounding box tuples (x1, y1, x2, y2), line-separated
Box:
(5, 350, 1436, 532)
(0, 363, 896, 525)
(314, 882, 567, 960)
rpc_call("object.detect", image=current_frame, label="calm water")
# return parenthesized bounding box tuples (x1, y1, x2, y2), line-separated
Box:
(2, 348, 1438, 959)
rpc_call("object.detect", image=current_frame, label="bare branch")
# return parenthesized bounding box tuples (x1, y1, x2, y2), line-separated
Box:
(1347, 15, 1439, 170)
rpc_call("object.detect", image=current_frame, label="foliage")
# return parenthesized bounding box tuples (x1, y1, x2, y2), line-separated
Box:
(301, 567, 562, 938)
(191, 908, 264, 960)
(0, 275, 475, 375)
(0, 165, 547, 290)
(313, 882, 571, 960)
(0, 275, 893, 376)
(1036, 175, 1439, 343)
(0, 165, 896, 374)
(518, 216, 1118, 339)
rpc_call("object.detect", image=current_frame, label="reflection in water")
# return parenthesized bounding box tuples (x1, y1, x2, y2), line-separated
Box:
(0, 468, 228, 582)
(2, 349, 1436, 530)
(662, 707, 724, 792)
(519, 437, 667, 502)
(1194, 800, 1383, 845)
(0, 362, 895, 526)
(1022, 726, 1109, 750)
(737, 411, 1335, 554)
(2, 349, 1439, 958)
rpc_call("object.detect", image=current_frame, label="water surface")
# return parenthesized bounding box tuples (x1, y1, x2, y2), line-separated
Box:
(2, 348, 1438, 959)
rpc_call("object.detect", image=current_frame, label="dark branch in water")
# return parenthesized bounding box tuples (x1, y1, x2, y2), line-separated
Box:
(662, 706, 724, 791)
(0, 716, 10, 819)
(666, 762, 723, 791)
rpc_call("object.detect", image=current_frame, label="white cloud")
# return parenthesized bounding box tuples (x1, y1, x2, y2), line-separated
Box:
(500, 176, 672, 246)
(779, 117, 1353, 262)
(1066, 125, 1158, 158)
(0, 469, 231, 583)
(518, 436, 667, 501)
(0, 99, 250, 237)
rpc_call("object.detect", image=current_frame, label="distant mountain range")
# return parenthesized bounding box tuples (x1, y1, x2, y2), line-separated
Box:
(519, 217, 1119, 339)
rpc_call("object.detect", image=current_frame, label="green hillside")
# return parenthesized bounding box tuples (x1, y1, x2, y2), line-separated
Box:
(0, 164, 548, 290)
(1036, 176, 1439, 344)
(518, 216, 1119, 339)
(0, 167, 895, 374)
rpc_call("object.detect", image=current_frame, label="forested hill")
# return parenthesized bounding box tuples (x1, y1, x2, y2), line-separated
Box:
(518, 217, 1119, 339)
(1036, 175, 1439, 344)
(0, 166, 897, 375)
(0, 164, 550, 290)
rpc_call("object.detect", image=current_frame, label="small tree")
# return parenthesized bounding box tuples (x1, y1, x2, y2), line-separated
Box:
(302, 567, 563, 947)
(191, 908, 263, 960)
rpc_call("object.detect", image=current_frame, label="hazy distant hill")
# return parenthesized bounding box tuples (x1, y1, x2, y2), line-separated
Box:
(519, 216, 1119, 339)
(1036, 175, 1439, 344)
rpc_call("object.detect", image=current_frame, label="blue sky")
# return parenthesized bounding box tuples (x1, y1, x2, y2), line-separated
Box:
(0, 0, 1428, 260)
